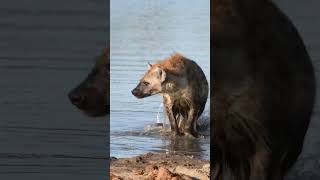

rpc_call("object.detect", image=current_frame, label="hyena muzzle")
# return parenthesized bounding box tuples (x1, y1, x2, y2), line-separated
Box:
(68, 48, 109, 117)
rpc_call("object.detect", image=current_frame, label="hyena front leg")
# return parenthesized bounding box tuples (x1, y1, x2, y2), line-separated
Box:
(163, 95, 180, 136)
(165, 104, 180, 136)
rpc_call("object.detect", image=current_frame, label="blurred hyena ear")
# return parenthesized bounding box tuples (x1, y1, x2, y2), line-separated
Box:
(158, 68, 166, 83)
(147, 63, 152, 70)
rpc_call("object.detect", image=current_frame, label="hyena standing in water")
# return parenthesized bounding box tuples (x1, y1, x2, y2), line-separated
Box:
(69, 48, 109, 117)
(132, 53, 208, 138)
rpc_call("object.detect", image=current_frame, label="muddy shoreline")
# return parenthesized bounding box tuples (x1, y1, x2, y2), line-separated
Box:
(110, 153, 210, 180)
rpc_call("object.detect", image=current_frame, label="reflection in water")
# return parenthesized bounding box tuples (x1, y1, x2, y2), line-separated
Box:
(111, 127, 209, 159)
(160, 137, 205, 157)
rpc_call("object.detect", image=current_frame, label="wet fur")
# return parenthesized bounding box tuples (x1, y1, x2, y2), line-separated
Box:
(133, 54, 209, 137)
(157, 54, 208, 136)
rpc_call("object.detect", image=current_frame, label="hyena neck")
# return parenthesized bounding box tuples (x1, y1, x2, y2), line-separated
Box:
(162, 83, 188, 100)
(162, 73, 187, 91)
(162, 81, 176, 93)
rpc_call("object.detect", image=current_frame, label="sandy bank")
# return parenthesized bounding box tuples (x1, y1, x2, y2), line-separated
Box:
(110, 153, 210, 180)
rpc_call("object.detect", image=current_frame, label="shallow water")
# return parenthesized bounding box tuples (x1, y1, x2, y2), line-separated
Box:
(0, 0, 108, 179)
(110, 0, 210, 159)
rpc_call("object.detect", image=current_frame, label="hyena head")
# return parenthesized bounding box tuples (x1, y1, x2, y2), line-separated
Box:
(68, 48, 109, 117)
(132, 63, 166, 99)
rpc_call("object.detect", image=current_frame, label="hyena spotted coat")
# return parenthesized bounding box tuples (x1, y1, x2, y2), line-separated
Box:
(132, 53, 208, 138)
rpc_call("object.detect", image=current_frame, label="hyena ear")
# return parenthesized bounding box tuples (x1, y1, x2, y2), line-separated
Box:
(147, 63, 152, 70)
(158, 68, 166, 83)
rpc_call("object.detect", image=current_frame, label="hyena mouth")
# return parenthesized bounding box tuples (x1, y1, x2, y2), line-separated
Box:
(134, 91, 153, 99)
(135, 93, 151, 99)
(132, 89, 148, 98)
(82, 103, 109, 117)
(84, 109, 107, 117)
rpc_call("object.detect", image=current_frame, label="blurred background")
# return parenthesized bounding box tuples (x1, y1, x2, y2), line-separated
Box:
(0, 0, 108, 179)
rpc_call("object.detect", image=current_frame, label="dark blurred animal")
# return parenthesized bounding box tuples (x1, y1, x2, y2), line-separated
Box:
(69, 48, 109, 117)
(212, 0, 315, 179)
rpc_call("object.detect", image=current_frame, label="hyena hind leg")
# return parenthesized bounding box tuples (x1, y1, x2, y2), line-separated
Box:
(184, 108, 198, 138)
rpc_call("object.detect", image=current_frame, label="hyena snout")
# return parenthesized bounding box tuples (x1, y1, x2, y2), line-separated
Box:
(131, 87, 139, 97)
(68, 48, 109, 117)
(69, 86, 94, 109)
(131, 84, 145, 99)
(69, 84, 107, 117)
(68, 89, 86, 108)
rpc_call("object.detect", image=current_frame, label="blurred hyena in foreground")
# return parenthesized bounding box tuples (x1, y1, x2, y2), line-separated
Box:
(212, 0, 315, 179)
(69, 48, 109, 117)
(132, 53, 209, 138)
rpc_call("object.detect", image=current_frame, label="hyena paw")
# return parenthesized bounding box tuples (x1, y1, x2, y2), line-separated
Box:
(170, 131, 182, 137)
(184, 131, 198, 139)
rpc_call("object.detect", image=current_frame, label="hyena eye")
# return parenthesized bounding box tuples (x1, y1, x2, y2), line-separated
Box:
(143, 81, 150, 86)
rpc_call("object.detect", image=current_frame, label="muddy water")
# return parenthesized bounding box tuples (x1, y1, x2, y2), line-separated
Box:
(110, 0, 210, 159)
(0, 0, 108, 179)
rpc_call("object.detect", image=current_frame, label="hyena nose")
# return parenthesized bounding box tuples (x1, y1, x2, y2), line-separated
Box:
(69, 92, 86, 108)
(131, 88, 138, 96)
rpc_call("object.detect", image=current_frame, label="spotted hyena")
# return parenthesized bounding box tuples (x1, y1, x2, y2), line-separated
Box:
(212, 0, 315, 179)
(69, 48, 109, 117)
(132, 53, 208, 138)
